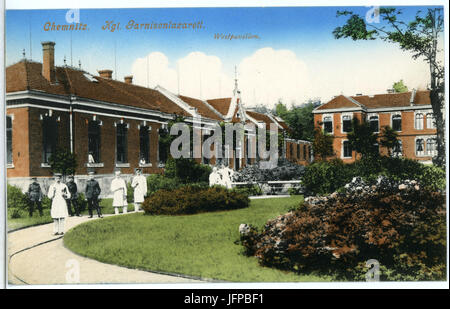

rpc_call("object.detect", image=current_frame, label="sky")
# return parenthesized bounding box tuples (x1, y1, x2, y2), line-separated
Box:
(5, 5, 444, 108)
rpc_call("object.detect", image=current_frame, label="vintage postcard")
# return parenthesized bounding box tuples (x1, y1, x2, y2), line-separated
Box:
(2, 0, 449, 291)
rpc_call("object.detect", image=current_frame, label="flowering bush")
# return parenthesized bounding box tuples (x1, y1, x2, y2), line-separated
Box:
(240, 176, 446, 281)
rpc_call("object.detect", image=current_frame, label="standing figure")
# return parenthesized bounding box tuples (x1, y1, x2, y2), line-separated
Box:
(131, 168, 147, 212)
(27, 177, 44, 217)
(85, 172, 102, 218)
(66, 175, 80, 217)
(48, 173, 70, 235)
(111, 170, 128, 214)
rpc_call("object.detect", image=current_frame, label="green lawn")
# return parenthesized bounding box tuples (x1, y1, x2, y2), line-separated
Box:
(64, 196, 332, 282)
(7, 199, 135, 231)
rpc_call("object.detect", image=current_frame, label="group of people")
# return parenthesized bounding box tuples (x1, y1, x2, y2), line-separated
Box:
(26, 168, 148, 236)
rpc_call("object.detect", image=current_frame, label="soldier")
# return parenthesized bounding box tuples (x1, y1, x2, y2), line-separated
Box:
(27, 177, 44, 217)
(85, 172, 103, 218)
(66, 175, 80, 217)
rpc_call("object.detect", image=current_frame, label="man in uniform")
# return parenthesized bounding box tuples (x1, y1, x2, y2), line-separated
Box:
(66, 175, 80, 217)
(85, 172, 103, 218)
(27, 177, 44, 217)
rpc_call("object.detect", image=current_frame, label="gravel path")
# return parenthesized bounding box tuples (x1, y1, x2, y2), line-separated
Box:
(8, 213, 202, 285)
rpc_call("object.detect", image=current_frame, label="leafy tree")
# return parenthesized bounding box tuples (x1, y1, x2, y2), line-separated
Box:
(48, 148, 77, 179)
(274, 100, 288, 119)
(379, 126, 400, 156)
(333, 7, 445, 166)
(347, 118, 379, 159)
(312, 128, 334, 161)
(392, 80, 408, 93)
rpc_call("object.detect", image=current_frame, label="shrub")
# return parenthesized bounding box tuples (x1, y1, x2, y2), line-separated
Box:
(7, 184, 29, 212)
(302, 159, 354, 195)
(241, 177, 446, 281)
(142, 185, 249, 215)
(164, 157, 211, 184)
(232, 184, 263, 197)
(146, 174, 181, 196)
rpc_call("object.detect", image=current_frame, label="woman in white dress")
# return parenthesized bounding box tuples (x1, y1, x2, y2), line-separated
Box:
(48, 174, 71, 235)
(131, 168, 147, 212)
(111, 170, 128, 214)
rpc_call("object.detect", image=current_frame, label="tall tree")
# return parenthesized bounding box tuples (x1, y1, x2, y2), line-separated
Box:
(379, 126, 400, 156)
(347, 118, 379, 159)
(312, 128, 334, 161)
(333, 7, 445, 166)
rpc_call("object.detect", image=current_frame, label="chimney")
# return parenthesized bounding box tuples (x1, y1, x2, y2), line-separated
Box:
(124, 75, 133, 84)
(42, 41, 56, 83)
(98, 69, 113, 79)
(410, 88, 416, 106)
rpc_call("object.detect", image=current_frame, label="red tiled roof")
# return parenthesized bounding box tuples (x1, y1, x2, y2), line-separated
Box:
(6, 60, 190, 117)
(178, 95, 222, 120)
(316, 91, 431, 111)
(206, 98, 232, 116)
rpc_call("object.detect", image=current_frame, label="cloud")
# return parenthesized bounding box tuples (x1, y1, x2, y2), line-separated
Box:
(238, 47, 312, 107)
(131, 46, 432, 109)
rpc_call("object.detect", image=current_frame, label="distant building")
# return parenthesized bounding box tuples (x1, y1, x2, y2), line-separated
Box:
(313, 91, 437, 163)
(6, 41, 311, 194)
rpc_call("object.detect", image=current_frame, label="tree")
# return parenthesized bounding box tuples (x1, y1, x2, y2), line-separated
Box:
(379, 126, 400, 156)
(333, 7, 445, 166)
(392, 80, 408, 93)
(48, 148, 77, 179)
(312, 128, 334, 161)
(347, 118, 379, 159)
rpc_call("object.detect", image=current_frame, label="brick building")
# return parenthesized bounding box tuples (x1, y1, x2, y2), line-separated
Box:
(6, 42, 311, 195)
(312, 90, 437, 163)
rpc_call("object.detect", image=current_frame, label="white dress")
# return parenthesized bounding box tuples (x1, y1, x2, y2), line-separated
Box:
(132, 175, 147, 203)
(111, 177, 127, 207)
(48, 182, 71, 219)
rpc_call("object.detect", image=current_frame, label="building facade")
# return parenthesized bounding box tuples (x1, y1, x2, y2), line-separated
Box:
(6, 42, 312, 194)
(312, 90, 437, 163)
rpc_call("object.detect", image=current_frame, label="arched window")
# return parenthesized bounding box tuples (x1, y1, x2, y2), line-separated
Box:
(426, 113, 436, 129)
(415, 113, 424, 130)
(42, 115, 58, 163)
(416, 139, 424, 156)
(426, 138, 436, 157)
(323, 116, 333, 133)
(342, 115, 352, 133)
(392, 114, 402, 131)
(369, 115, 379, 132)
(392, 140, 403, 157)
(88, 120, 101, 163)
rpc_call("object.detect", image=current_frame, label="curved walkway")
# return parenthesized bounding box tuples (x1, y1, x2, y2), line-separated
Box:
(8, 213, 202, 285)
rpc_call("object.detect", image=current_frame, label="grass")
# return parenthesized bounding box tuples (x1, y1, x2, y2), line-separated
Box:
(64, 196, 332, 282)
(7, 199, 135, 231)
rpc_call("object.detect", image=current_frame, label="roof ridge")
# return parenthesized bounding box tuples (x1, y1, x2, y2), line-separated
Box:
(100, 77, 160, 111)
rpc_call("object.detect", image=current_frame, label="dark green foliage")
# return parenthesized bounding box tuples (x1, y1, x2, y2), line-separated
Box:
(242, 183, 446, 281)
(379, 126, 400, 156)
(146, 174, 181, 196)
(164, 157, 211, 184)
(312, 129, 334, 161)
(47, 148, 77, 177)
(142, 185, 250, 215)
(347, 118, 379, 158)
(7, 184, 51, 218)
(302, 156, 446, 196)
(233, 184, 263, 197)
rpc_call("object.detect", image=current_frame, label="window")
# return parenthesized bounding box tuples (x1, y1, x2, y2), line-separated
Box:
(139, 126, 150, 164)
(416, 139, 424, 156)
(342, 141, 352, 158)
(304, 145, 308, 160)
(392, 114, 402, 131)
(415, 113, 424, 130)
(426, 138, 437, 157)
(7, 116, 12, 165)
(88, 121, 101, 163)
(369, 115, 379, 133)
(342, 115, 352, 133)
(426, 113, 436, 129)
(392, 140, 403, 157)
(372, 143, 379, 155)
(289, 143, 293, 157)
(245, 136, 251, 165)
(297, 144, 301, 159)
(158, 127, 169, 165)
(116, 123, 128, 163)
(323, 116, 333, 133)
(42, 116, 58, 163)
